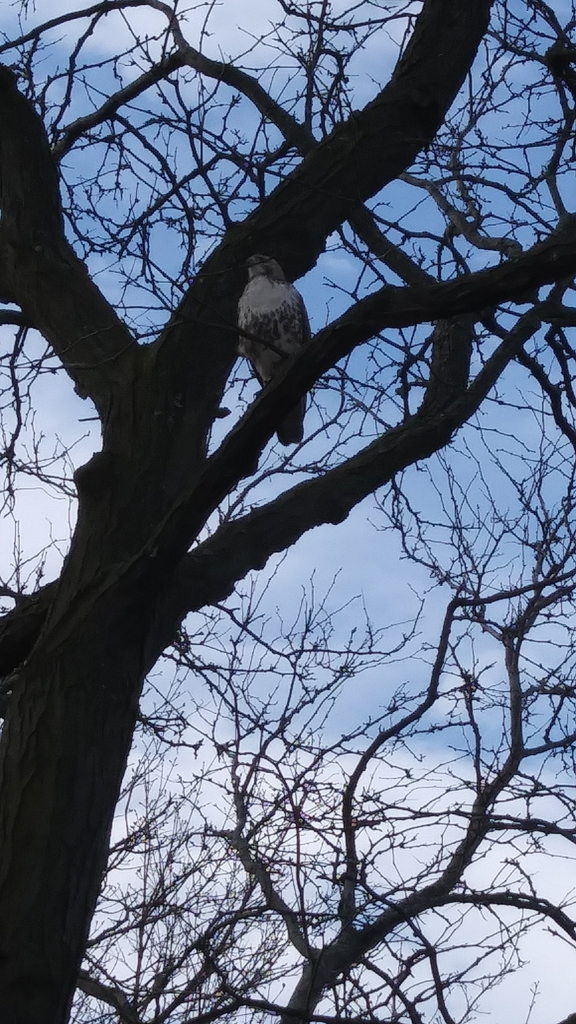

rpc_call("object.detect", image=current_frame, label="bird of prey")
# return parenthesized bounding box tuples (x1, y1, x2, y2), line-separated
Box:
(237, 254, 310, 445)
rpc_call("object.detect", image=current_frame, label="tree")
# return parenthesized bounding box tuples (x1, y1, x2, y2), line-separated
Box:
(2, 0, 576, 1021)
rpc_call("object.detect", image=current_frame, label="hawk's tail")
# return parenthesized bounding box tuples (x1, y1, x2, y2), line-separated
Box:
(277, 397, 305, 446)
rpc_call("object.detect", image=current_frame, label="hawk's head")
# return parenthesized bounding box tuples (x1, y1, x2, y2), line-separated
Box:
(245, 254, 286, 282)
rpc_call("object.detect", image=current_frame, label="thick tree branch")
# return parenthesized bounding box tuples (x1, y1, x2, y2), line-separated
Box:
(0, 300, 544, 681)
(0, 238, 558, 681)
(149, 0, 494, 450)
(76, 970, 138, 1024)
(0, 66, 138, 416)
(233, 0, 494, 271)
(146, 226, 568, 572)
(135, 309, 541, 679)
(0, 310, 28, 327)
(54, 7, 433, 297)
(174, 0, 494, 275)
(3, 1, 494, 457)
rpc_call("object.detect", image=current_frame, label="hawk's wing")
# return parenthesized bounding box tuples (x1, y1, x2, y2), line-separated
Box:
(238, 278, 310, 445)
(238, 281, 308, 378)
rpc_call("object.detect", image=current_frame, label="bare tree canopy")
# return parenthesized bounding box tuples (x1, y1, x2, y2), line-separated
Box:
(2, 1, 576, 1022)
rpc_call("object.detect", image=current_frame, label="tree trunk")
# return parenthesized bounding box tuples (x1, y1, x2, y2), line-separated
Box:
(0, 575, 148, 1021)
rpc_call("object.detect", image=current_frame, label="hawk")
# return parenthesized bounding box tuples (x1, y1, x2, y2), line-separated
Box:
(238, 254, 310, 445)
